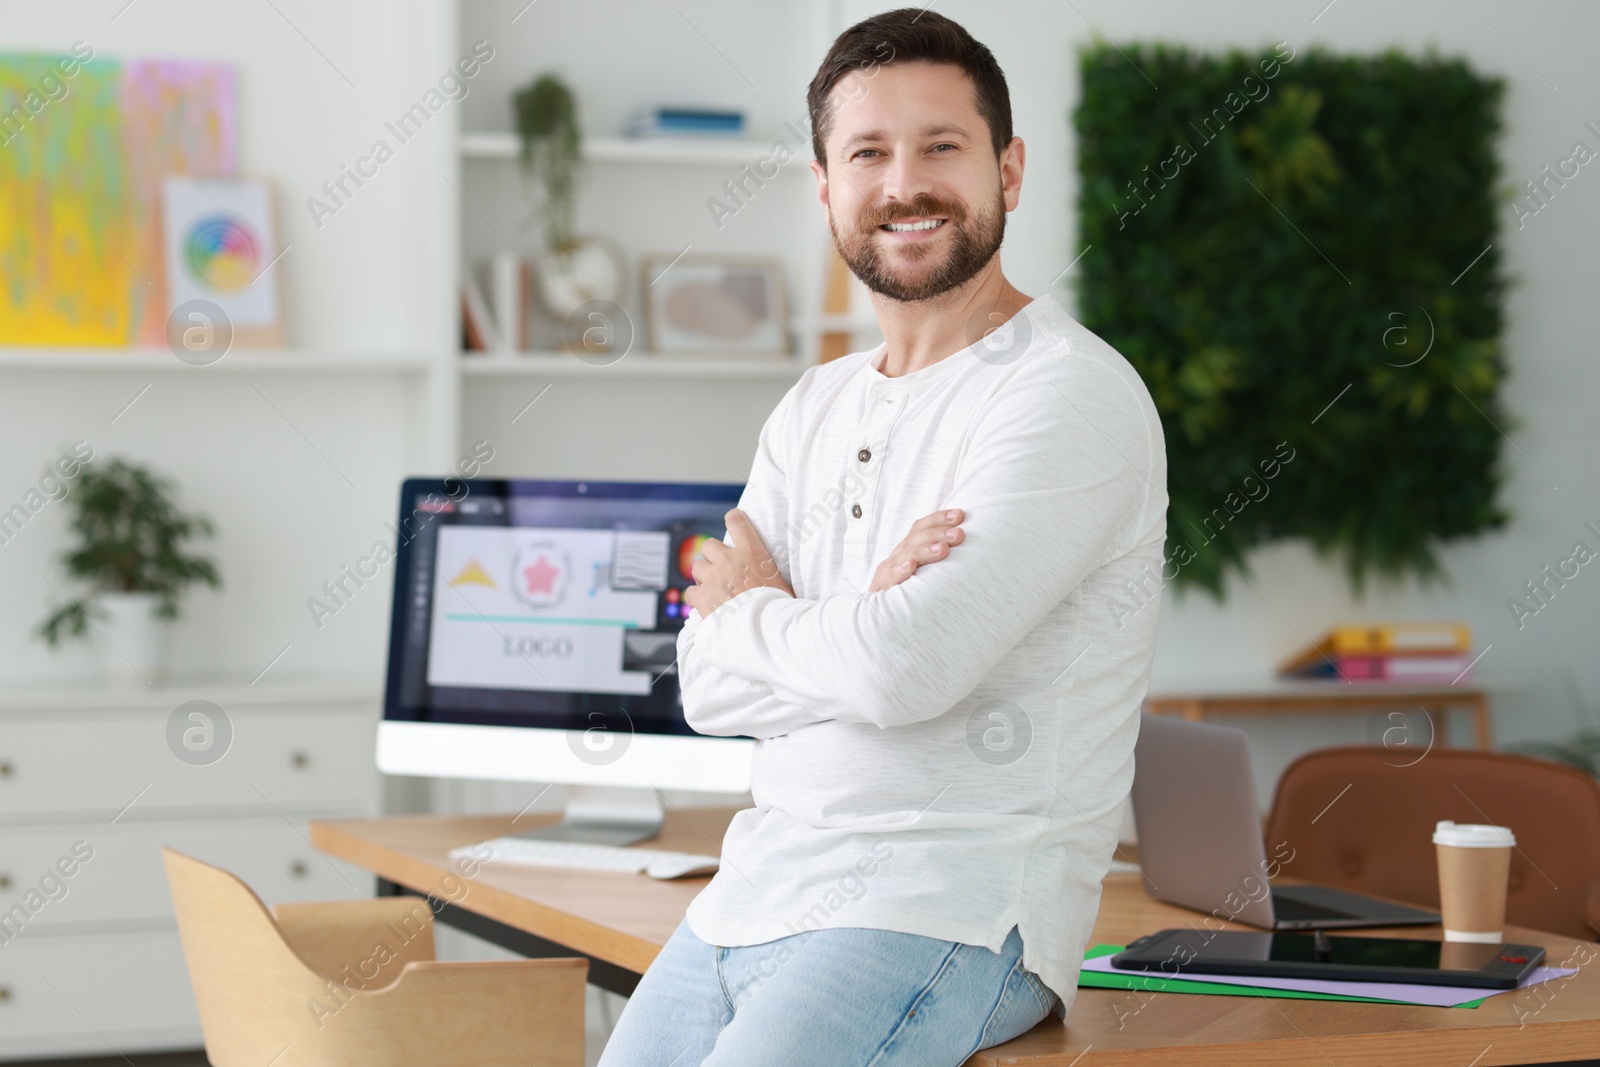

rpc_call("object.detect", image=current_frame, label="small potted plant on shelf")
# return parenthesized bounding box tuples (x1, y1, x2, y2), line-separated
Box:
(514, 72, 582, 258)
(36, 457, 221, 686)
(512, 72, 627, 335)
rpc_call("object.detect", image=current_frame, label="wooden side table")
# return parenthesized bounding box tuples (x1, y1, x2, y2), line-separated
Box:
(1143, 679, 1496, 750)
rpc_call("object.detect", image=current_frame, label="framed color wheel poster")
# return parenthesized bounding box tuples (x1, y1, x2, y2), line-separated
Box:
(161, 175, 284, 346)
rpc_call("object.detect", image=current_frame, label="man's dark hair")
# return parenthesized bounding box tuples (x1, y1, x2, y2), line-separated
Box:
(806, 8, 1013, 169)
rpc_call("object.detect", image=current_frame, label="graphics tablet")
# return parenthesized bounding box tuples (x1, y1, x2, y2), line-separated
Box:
(1111, 930, 1544, 989)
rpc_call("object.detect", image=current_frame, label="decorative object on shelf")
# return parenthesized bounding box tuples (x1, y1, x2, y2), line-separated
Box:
(125, 61, 238, 345)
(513, 72, 581, 253)
(488, 250, 527, 352)
(0, 51, 235, 347)
(817, 244, 856, 364)
(511, 74, 626, 326)
(627, 104, 745, 139)
(538, 233, 629, 322)
(510, 71, 628, 327)
(36, 457, 221, 686)
(161, 175, 283, 347)
(460, 269, 500, 352)
(1076, 45, 1509, 595)
(641, 254, 788, 356)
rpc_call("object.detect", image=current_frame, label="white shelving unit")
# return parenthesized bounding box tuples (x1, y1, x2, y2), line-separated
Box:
(452, 0, 868, 385)
(461, 130, 812, 168)
(0, 349, 434, 374)
(455, 118, 832, 374)
(460, 352, 808, 379)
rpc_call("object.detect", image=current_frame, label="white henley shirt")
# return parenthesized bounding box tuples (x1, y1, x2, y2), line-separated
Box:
(676, 292, 1168, 1018)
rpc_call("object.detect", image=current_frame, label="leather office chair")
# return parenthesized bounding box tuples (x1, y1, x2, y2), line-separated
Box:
(163, 848, 587, 1066)
(1264, 747, 1600, 942)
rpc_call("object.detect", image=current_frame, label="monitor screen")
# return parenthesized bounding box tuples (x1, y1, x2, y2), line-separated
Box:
(383, 477, 743, 738)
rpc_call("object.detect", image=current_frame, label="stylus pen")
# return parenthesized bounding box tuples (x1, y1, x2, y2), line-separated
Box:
(1314, 930, 1333, 962)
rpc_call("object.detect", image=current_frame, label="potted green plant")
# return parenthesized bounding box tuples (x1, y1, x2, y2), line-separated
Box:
(1506, 670, 1600, 778)
(512, 72, 627, 329)
(514, 72, 583, 258)
(36, 457, 221, 686)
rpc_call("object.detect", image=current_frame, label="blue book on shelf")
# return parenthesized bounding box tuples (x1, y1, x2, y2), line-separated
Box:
(628, 106, 745, 137)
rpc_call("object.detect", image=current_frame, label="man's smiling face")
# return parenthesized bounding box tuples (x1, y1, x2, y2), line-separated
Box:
(813, 60, 1022, 304)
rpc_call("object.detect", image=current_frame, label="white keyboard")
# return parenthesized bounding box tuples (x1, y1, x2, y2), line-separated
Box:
(453, 837, 721, 880)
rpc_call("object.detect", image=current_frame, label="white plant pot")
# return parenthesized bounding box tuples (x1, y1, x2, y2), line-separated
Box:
(96, 592, 170, 687)
(536, 234, 629, 320)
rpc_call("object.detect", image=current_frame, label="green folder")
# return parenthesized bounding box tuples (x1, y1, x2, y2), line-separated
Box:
(1078, 945, 1487, 1008)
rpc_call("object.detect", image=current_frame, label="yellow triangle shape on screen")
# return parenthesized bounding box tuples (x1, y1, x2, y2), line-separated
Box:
(448, 558, 497, 588)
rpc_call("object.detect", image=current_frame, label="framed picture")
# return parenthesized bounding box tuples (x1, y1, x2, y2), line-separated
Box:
(161, 175, 284, 347)
(640, 254, 787, 356)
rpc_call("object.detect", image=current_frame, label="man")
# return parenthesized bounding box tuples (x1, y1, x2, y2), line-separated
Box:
(598, 9, 1167, 1065)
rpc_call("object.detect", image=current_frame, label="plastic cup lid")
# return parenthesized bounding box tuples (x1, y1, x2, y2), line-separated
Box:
(1433, 820, 1516, 848)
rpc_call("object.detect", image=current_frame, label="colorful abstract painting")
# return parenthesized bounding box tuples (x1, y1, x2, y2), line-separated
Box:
(0, 51, 234, 346)
(122, 61, 237, 344)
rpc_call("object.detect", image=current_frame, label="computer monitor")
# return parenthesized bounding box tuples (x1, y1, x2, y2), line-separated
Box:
(377, 477, 756, 844)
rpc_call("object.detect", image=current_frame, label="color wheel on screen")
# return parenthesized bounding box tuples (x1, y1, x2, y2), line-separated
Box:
(183, 215, 261, 292)
(677, 534, 712, 582)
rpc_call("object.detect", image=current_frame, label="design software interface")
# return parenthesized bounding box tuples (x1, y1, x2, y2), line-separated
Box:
(385, 479, 743, 737)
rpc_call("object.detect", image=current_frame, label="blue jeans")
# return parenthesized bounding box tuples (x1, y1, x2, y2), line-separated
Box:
(596, 918, 1059, 1066)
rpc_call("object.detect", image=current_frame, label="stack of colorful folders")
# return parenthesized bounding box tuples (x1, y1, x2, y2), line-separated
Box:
(1278, 622, 1477, 684)
(1077, 945, 1576, 1009)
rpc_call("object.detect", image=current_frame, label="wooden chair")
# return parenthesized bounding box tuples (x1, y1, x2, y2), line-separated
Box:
(162, 847, 587, 1066)
(1264, 747, 1600, 942)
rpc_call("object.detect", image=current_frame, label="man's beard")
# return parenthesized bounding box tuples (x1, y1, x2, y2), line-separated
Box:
(830, 185, 1006, 303)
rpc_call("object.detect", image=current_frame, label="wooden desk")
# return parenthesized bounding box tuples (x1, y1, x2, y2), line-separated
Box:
(312, 809, 1600, 1066)
(1145, 678, 1498, 750)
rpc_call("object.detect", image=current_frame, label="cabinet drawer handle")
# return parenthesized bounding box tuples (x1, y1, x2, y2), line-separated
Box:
(290, 750, 310, 769)
(0, 873, 11, 890)
(0, 761, 12, 778)
(290, 860, 309, 879)
(0, 985, 10, 1002)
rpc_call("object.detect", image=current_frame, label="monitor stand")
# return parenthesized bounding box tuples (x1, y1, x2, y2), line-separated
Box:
(509, 784, 664, 846)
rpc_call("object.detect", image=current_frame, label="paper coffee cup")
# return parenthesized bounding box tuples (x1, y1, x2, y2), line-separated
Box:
(1433, 821, 1514, 943)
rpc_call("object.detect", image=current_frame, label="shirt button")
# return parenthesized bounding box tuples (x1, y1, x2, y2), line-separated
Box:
(858, 448, 871, 463)
(851, 504, 862, 518)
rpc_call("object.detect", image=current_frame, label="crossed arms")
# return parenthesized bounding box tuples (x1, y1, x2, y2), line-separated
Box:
(676, 355, 1156, 737)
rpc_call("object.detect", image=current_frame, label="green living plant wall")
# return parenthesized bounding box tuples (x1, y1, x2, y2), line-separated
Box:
(1075, 43, 1510, 596)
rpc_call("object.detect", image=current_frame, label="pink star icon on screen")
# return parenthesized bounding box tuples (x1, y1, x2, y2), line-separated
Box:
(522, 554, 562, 597)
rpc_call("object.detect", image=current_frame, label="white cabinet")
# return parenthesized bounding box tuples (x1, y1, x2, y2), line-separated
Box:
(0, 682, 380, 1061)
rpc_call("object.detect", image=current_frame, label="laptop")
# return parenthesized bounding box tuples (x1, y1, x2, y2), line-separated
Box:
(1130, 713, 1439, 930)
